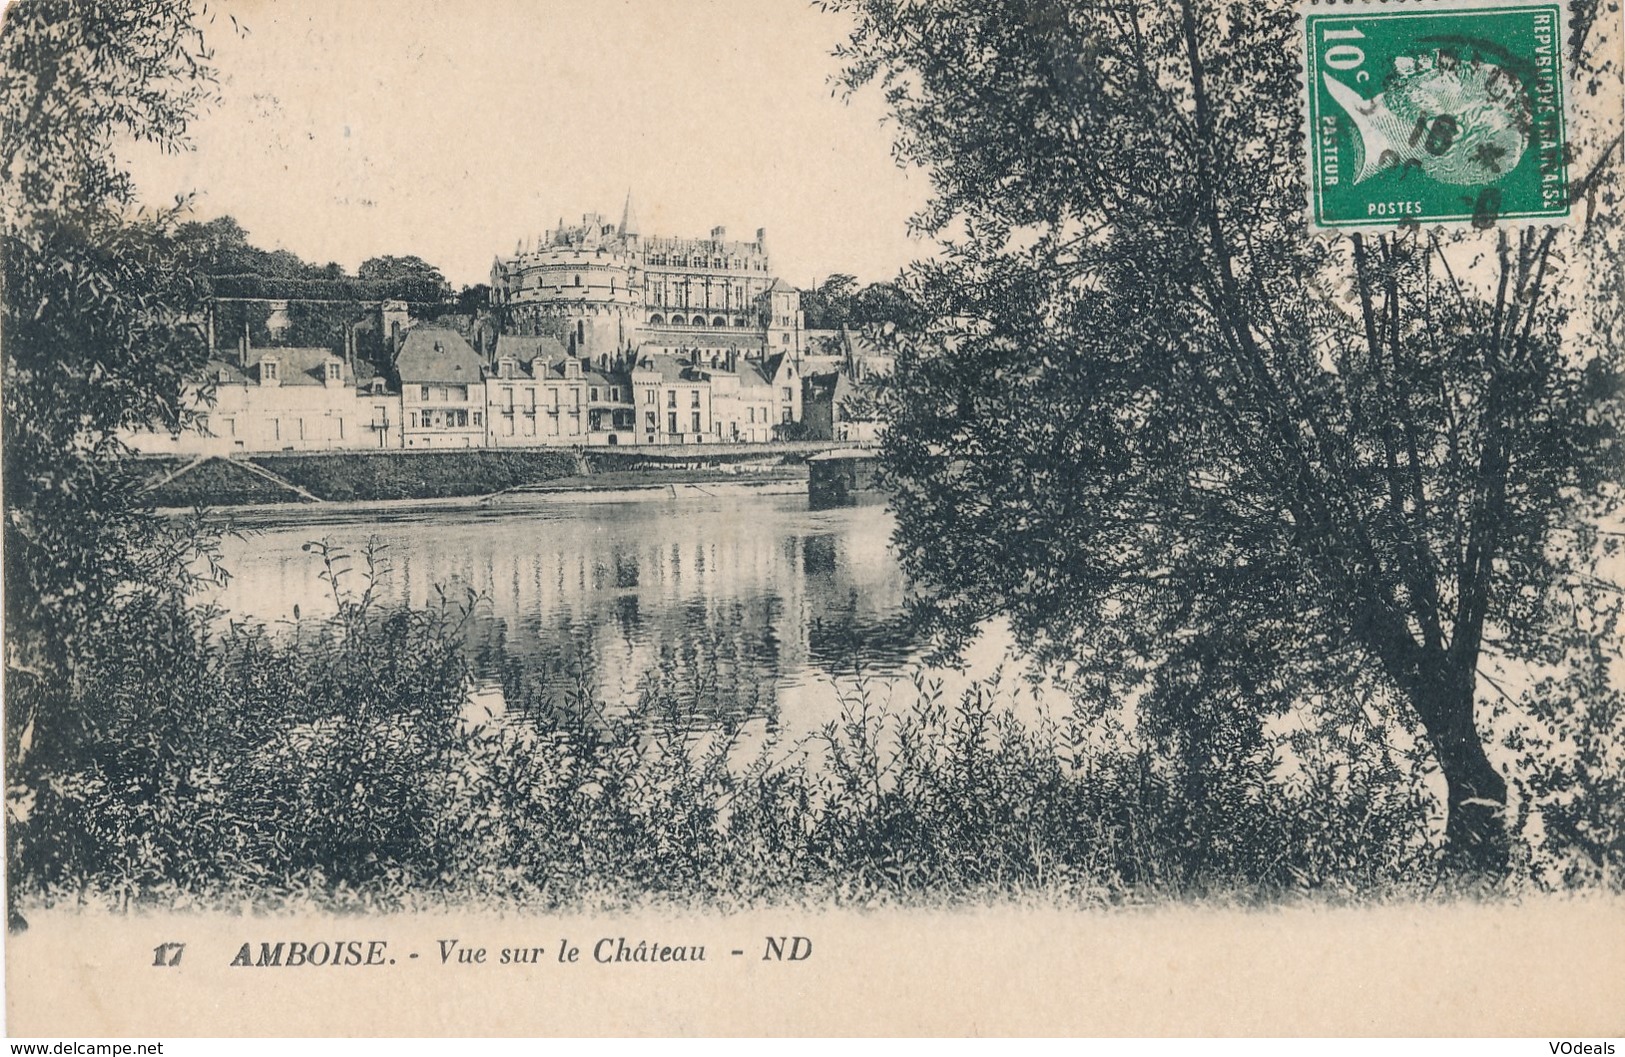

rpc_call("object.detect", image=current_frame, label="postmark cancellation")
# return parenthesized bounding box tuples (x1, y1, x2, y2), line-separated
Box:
(1304, 0, 1571, 230)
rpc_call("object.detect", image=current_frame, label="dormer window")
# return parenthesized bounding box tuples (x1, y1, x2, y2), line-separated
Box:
(326, 361, 342, 382)
(260, 359, 278, 382)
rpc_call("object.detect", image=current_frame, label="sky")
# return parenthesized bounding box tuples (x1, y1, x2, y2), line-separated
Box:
(120, 0, 935, 289)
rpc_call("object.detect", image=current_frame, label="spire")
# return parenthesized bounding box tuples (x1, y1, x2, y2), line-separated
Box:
(619, 190, 639, 237)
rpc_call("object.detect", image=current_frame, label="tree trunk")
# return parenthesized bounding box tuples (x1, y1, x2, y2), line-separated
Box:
(1415, 671, 1509, 876)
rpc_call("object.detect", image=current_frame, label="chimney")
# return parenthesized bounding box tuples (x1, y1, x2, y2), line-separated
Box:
(240, 323, 249, 367)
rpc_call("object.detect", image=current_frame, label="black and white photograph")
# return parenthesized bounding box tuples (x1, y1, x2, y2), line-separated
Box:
(1, 0, 1622, 1041)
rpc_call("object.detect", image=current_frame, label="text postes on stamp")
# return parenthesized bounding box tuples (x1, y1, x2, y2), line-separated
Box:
(1304, 1, 1569, 230)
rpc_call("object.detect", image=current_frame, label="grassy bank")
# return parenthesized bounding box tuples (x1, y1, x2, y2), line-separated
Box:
(255, 449, 582, 501)
(137, 449, 584, 506)
(134, 448, 826, 508)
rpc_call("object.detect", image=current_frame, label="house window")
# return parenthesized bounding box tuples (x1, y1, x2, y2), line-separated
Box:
(667, 391, 676, 408)
(262, 360, 278, 381)
(690, 390, 700, 408)
(667, 412, 677, 434)
(502, 387, 514, 412)
(591, 387, 600, 401)
(782, 408, 792, 424)
(645, 411, 656, 429)
(326, 362, 341, 381)
(611, 387, 621, 401)
(645, 390, 655, 405)
(781, 387, 792, 402)
(747, 407, 755, 423)
(421, 386, 430, 401)
(691, 411, 701, 433)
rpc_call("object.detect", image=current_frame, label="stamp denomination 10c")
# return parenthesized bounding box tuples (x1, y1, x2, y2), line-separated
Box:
(1304, 1, 1570, 230)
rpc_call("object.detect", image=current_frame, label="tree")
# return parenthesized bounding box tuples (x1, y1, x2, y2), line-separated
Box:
(359, 254, 447, 288)
(852, 280, 923, 329)
(2, 0, 223, 888)
(455, 283, 490, 315)
(802, 273, 859, 329)
(830, 0, 1623, 872)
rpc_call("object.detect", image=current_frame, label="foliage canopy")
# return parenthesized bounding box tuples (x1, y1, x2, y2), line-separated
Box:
(831, 0, 1625, 870)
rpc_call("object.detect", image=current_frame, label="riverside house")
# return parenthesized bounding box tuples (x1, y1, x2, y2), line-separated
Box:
(486, 334, 590, 445)
(395, 326, 487, 449)
(127, 319, 816, 455)
(123, 342, 399, 455)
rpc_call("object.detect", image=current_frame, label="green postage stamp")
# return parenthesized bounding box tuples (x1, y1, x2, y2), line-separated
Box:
(1304, 0, 1570, 230)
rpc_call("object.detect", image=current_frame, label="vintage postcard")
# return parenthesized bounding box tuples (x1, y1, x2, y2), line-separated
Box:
(2, 0, 1623, 1040)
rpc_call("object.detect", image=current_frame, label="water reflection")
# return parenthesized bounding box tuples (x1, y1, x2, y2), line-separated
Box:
(209, 489, 919, 732)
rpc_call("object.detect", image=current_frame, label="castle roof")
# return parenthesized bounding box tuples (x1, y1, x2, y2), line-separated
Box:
(619, 190, 639, 237)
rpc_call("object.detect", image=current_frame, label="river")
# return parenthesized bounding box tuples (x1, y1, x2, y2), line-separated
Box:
(207, 485, 921, 734)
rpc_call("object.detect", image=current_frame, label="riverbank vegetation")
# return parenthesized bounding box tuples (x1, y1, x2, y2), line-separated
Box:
(8, 548, 1620, 914)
